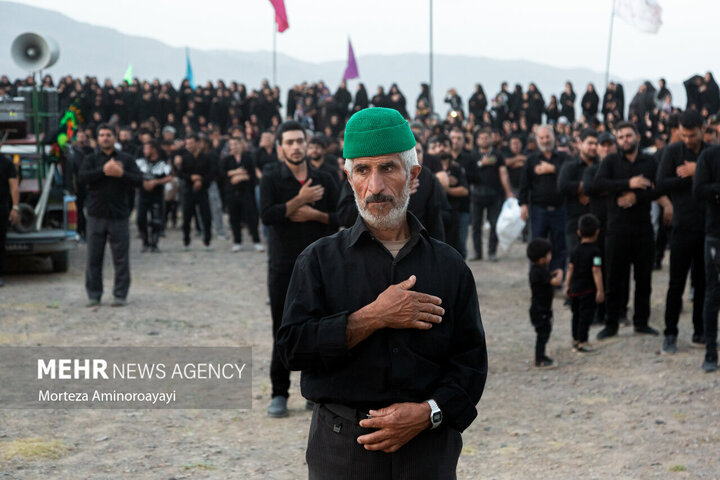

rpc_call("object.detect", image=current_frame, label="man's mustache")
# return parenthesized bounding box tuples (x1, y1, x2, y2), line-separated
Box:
(365, 193, 395, 204)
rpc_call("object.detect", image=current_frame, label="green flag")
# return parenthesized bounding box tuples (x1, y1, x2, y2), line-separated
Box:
(123, 63, 133, 85)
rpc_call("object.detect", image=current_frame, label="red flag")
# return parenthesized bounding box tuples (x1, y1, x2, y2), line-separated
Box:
(269, 0, 289, 33)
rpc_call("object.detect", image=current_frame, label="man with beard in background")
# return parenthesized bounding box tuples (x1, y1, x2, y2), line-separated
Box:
(471, 128, 513, 261)
(558, 129, 599, 257)
(260, 120, 339, 418)
(656, 110, 709, 353)
(593, 122, 661, 340)
(519, 125, 570, 274)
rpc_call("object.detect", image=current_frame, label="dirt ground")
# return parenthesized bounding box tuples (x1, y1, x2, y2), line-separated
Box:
(1, 220, 718, 479)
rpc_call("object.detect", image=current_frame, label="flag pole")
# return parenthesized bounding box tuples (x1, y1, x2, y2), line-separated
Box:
(273, 17, 277, 86)
(604, 0, 616, 88)
(429, 0, 434, 114)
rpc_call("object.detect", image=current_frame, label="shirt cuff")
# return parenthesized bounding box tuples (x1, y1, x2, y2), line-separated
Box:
(317, 311, 349, 367)
(432, 386, 477, 433)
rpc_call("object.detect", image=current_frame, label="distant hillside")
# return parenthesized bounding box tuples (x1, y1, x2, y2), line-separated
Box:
(1, 0, 687, 113)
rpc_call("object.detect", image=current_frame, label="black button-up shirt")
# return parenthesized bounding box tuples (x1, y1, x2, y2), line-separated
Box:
(221, 152, 257, 198)
(580, 162, 608, 224)
(260, 161, 339, 269)
(557, 156, 593, 223)
(656, 141, 708, 232)
(78, 149, 143, 219)
(693, 145, 720, 238)
(176, 151, 216, 191)
(518, 150, 569, 207)
(593, 152, 659, 235)
(276, 213, 487, 432)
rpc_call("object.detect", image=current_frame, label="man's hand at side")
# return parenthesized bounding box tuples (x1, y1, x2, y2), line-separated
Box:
(357, 402, 431, 453)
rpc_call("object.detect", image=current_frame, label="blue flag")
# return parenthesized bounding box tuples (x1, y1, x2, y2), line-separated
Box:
(185, 47, 195, 89)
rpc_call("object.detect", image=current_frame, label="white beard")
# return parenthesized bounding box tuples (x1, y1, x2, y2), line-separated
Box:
(354, 177, 411, 230)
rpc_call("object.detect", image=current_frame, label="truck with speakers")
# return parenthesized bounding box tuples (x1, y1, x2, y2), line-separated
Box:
(2, 32, 78, 273)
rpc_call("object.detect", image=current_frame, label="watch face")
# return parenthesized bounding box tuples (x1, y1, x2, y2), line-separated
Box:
(432, 411, 442, 423)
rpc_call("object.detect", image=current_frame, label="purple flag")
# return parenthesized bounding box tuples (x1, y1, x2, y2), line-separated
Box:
(343, 39, 359, 80)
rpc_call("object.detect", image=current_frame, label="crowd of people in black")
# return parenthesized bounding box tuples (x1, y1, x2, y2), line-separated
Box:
(2, 71, 720, 398)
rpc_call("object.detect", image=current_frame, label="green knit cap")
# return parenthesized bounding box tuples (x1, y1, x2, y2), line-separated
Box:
(343, 107, 416, 159)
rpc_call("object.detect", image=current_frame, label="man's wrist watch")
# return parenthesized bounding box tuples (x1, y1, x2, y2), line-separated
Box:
(12, 205, 19, 212)
(426, 399, 442, 430)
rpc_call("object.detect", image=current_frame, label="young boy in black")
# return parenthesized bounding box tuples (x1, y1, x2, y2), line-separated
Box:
(565, 214, 605, 353)
(527, 238, 564, 367)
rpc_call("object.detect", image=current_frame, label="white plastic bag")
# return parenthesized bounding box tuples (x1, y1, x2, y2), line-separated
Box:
(496, 198, 525, 253)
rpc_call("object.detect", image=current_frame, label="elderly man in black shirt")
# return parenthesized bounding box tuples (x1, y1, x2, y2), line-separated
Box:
(593, 121, 661, 339)
(260, 120, 339, 418)
(519, 125, 570, 273)
(656, 110, 709, 354)
(693, 145, 720, 372)
(78, 124, 143, 306)
(277, 108, 487, 480)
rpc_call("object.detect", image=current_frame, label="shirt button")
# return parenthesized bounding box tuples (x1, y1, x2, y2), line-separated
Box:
(392, 347, 399, 354)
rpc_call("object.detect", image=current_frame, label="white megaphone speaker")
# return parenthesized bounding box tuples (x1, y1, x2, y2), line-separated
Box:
(11, 33, 60, 71)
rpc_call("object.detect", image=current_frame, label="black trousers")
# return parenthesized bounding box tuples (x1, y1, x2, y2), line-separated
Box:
(0, 204, 8, 276)
(530, 306, 553, 361)
(228, 192, 260, 244)
(471, 196, 502, 258)
(137, 194, 164, 248)
(664, 230, 705, 337)
(76, 190, 87, 239)
(268, 265, 293, 398)
(307, 403, 462, 480)
(605, 230, 654, 331)
(703, 236, 720, 361)
(572, 292, 596, 343)
(164, 199, 178, 228)
(182, 190, 211, 246)
(85, 216, 131, 300)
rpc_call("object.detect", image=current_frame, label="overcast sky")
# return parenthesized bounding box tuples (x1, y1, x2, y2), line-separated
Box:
(12, 0, 718, 83)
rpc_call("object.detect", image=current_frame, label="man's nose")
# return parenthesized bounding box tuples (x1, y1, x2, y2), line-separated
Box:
(368, 169, 385, 194)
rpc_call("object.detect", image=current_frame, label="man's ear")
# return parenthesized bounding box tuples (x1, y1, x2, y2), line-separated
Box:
(410, 165, 422, 181)
(345, 170, 354, 191)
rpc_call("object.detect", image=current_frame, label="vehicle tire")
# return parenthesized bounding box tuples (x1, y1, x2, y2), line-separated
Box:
(51, 251, 69, 273)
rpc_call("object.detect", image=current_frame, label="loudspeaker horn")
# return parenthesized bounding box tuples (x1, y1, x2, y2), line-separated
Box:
(10, 33, 60, 71)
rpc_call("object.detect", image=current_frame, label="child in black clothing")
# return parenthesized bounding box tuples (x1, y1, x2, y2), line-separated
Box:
(565, 214, 605, 353)
(527, 238, 564, 367)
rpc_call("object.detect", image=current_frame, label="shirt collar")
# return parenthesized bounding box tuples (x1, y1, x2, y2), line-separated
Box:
(348, 210, 428, 248)
(280, 160, 315, 180)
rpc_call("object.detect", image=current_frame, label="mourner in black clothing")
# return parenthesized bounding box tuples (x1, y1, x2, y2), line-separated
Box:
(471, 128, 513, 261)
(693, 145, 720, 372)
(135, 141, 173, 252)
(656, 110, 709, 353)
(0, 153, 20, 287)
(175, 133, 216, 249)
(222, 137, 263, 252)
(277, 108, 486, 479)
(260, 120, 339, 419)
(307, 136, 340, 186)
(78, 124, 143, 306)
(527, 238, 563, 368)
(593, 122, 661, 339)
(564, 214, 604, 352)
(519, 125, 570, 273)
(557, 129, 598, 256)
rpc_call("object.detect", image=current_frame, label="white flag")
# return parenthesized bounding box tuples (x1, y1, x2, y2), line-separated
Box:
(615, 0, 663, 34)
